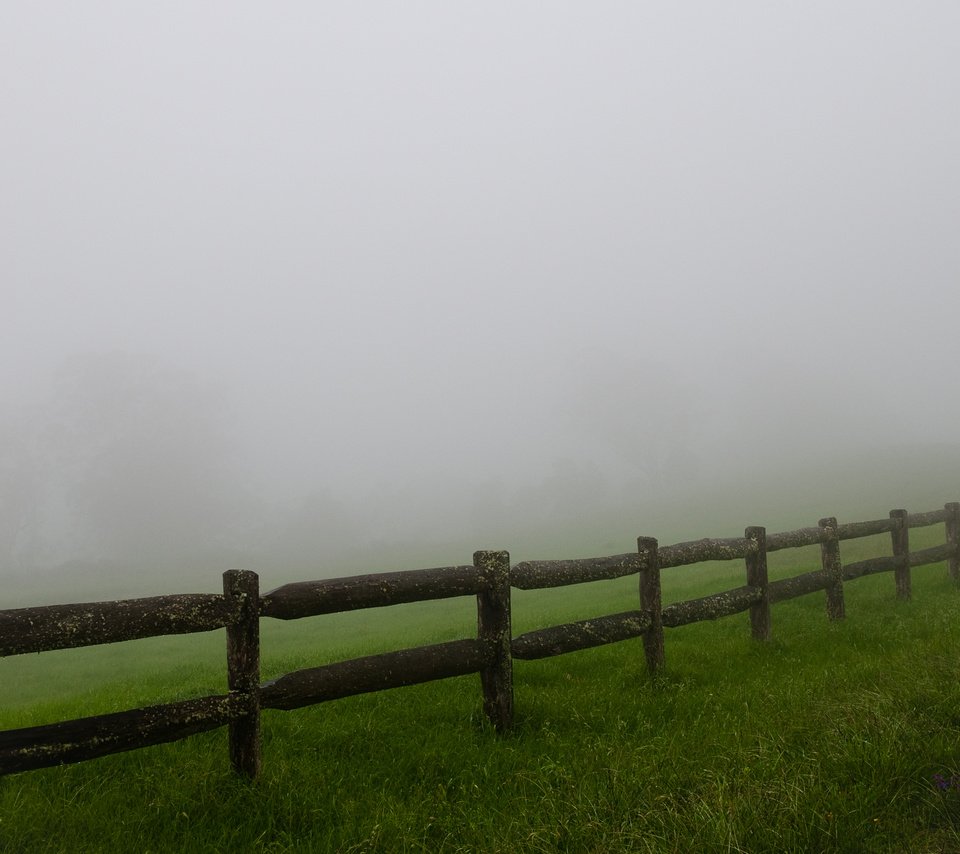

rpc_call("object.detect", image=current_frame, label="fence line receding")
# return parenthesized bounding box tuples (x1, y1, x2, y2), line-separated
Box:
(2, 501, 959, 780)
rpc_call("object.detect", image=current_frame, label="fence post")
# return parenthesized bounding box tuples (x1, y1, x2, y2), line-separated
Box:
(475, 550, 513, 731)
(745, 526, 771, 641)
(946, 502, 960, 584)
(638, 537, 664, 674)
(819, 518, 845, 620)
(890, 509, 910, 600)
(223, 569, 261, 779)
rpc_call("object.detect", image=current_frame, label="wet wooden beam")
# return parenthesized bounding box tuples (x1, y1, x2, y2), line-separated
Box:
(660, 585, 762, 628)
(475, 550, 513, 731)
(259, 639, 490, 711)
(765, 527, 821, 552)
(224, 570, 261, 779)
(745, 526, 771, 641)
(638, 537, 664, 674)
(909, 542, 956, 567)
(820, 518, 845, 620)
(509, 553, 642, 590)
(658, 537, 756, 568)
(907, 508, 950, 528)
(835, 518, 897, 540)
(890, 509, 910, 600)
(511, 611, 651, 660)
(946, 503, 960, 582)
(260, 565, 483, 620)
(0, 694, 244, 775)
(842, 555, 903, 581)
(767, 569, 831, 603)
(0, 594, 235, 657)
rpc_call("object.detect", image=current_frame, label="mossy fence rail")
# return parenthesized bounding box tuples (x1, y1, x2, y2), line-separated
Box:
(2, 502, 959, 779)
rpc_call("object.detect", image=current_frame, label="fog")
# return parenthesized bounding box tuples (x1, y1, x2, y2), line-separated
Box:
(3, 4, 959, 602)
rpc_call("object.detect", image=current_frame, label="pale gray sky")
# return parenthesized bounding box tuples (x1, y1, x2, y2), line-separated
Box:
(3, 3, 959, 587)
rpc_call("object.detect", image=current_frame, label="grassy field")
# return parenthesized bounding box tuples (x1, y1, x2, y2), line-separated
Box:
(2, 529, 960, 852)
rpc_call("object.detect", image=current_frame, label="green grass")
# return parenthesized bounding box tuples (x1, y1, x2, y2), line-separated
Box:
(3, 529, 960, 852)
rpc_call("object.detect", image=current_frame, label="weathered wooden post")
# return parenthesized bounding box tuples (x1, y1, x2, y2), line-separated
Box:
(475, 550, 513, 731)
(946, 502, 960, 583)
(223, 569, 261, 779)
(819, 518, 845, 620)
(638, 536, 664, 674)
(745, 526, 771, 641)
(889, 509, 910, 600)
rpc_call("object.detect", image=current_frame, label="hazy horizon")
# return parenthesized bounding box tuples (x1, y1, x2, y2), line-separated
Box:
(4, 3, 959, 601)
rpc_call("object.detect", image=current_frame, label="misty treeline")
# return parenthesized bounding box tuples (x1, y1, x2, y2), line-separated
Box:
(3, 350, 958, 602)
(1, 354, 248, 577)
(1, 352, 645, 592)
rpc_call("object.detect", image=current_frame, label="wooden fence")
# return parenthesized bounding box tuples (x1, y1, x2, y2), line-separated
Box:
(2, 502, 959, 780)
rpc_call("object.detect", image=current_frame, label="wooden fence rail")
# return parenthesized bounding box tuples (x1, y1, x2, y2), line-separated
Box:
(259, 565, 484, 619)
(2, 502, 959, 780)
(259, 639, 492, 711)
(0, 594, 237, 657)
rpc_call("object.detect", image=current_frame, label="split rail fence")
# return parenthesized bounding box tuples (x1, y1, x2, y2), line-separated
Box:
(2, 502, 959, 779)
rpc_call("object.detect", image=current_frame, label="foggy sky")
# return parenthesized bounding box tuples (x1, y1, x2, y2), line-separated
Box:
(3, 3, 960, 594)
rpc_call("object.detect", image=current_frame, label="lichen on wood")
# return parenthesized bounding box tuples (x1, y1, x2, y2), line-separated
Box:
(260, 565, 483, 620)
(765, 527, 821, 552)
(946, 502, 960, 582)
(842, 555, 903, 580)
(820, 518, 845, 621)
(661, 585, 762, 628)
(835, 518, 897, 540)
(511, 611, 651, 660)
(907, 508, 950, 528)
(890, 509, 911, 601)
(259, 639, 490, 711)
(0, 594, 236, 658)
(638, 536, 664, 674)
(909, 542, 955, 567)
(475, 550, 513, 731)
(658, 537, 755, 568)
(745, 526, 771, 641)
(510, 553, 642, 590)
(0, 694, 244, 775)
(767, 570, 830, 603)
(224, 569, 261, 778)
